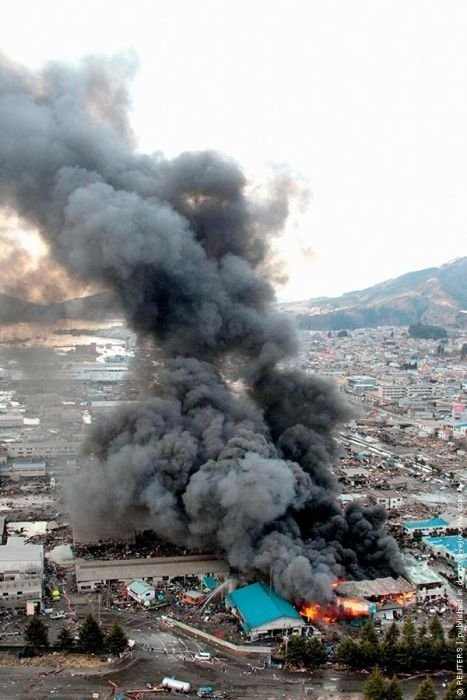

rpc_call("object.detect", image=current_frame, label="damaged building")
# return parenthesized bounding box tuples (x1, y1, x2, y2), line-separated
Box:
(75, 554, 229, 592)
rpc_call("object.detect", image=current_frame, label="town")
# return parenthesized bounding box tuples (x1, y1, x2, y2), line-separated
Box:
(0, 321, 464, 699)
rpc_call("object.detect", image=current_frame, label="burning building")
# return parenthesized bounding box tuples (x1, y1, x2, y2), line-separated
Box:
(301, 596, 376, 625)
(0, 53, 405, 605)
(335, 577, 416, 608)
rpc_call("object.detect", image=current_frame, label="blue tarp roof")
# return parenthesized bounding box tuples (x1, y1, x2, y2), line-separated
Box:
(226, 582, 301, 632)
(403, 517, 448, 529)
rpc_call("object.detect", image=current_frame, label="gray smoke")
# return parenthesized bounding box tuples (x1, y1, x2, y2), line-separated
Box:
(0, 53, 404, 603)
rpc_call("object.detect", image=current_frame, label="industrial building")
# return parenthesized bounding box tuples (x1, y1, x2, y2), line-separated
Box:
(1, 460, 47, 477)
(75, 554, 229, 591)
(335, 577, 416, 606)
(0, 537, 44, 609)
(402, 517, 449, 538)
(5, 440, 82, 459)
(226, 582, 305, 640)
(422, 535, 467, 586)
(404, 563, 447, 602)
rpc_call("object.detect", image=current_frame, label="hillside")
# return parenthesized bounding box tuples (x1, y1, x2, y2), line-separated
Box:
(279, 257, 467, 330)
(0, 258, 465, 331)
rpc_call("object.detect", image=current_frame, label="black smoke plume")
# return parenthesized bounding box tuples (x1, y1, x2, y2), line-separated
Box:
(0, 53, 404, 602)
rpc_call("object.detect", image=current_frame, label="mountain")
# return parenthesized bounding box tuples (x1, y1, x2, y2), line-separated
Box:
(279, 257, 467, 330)
(1, 258, 465, 331)
(0, 292, 121, 325)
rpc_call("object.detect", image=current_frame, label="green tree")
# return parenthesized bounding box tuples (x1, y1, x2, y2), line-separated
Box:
(282, 635, 307, 667)
(396, 618, 417, 672)
(428, 615, 447, 670)
(56, 626, 74, 652)
(381, 622, 400, 673)
(78, 614, 104, 654)
(385, 675, 403, 700)
(24, 615, 49, 653)
(105, 623, 128, 656)
(416, 623, 430, 670)
(304, 636, 327, 670)
(359, 621, 381, 667)
(444, 678, 467, 699)
(413, 677, 437, 700)
(429, 615, 445, 643)
(336, 637, 362, 668)
(363, 669, 386, 700)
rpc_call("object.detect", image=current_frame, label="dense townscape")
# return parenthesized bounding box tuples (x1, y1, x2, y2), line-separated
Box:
(0, 322, 464, 699)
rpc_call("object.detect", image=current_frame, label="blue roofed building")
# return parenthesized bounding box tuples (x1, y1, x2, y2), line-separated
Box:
(226, 582, 305, 640)
(402, 517, 449, 537)
(422, 536, 467, 588)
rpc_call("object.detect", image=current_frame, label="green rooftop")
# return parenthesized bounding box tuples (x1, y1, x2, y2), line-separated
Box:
(226, 582, 301, 632)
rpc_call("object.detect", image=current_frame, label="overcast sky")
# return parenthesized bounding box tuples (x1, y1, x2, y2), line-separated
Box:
(2, 0, 466, 301)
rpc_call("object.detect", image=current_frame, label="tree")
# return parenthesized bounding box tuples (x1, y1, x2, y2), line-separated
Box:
(385, 675, 403, 700)
(282, 635, 307, 667)
(24, 615, 49, 653)
(78, 614, 104, 654)
(336, 637, 362, 668)
(359, 621, 381, 667)
(304, 636, 326, 670)
(396, 618, 417, 672)
(105, 623, 128, 656)
(56, 626, 74, 652)
(444, 678, 467, 699)
(408, 323, 447, 340)
(363, 669, 386, 700)
(429, 615, 445, 643)
(381, 622, 400, 673)
(416, 623, 430, 670)
(413, 677, 437, 700)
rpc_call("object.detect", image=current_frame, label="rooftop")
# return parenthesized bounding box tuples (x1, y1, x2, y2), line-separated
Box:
(226, 582, 301, 631)
(405, 564, 444, 586)
(335, 576, 415, 599)
(127, 579, 155, 596)
(403, 517, 449, 530)
(423, 536, 467, 558)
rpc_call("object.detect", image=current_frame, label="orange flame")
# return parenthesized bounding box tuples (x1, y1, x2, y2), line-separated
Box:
(382, 592, 415, 606)
(300, 596, 372, 623)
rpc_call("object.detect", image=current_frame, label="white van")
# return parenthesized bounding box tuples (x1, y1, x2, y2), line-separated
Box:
(194, 652, 211, 661)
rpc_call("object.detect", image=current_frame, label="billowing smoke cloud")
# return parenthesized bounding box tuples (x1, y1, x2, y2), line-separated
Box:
(0, 53, 404, 602)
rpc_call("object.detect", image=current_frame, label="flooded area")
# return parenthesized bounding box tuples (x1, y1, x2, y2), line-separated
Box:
(0, 319, 128, 348)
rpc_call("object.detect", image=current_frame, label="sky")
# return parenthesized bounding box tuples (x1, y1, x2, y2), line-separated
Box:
(1, 0, 466, 301)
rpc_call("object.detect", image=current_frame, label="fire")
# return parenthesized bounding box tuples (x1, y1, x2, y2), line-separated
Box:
(389, 592, 415, 606)
(300, 596, 372, 623)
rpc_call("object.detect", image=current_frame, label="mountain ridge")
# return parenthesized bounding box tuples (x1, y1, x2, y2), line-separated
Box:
(278, 257, 467, 330)
(0, 257, 465, 331)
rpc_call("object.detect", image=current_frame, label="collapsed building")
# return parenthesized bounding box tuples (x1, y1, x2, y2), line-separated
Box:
(334, 576, 416, 606)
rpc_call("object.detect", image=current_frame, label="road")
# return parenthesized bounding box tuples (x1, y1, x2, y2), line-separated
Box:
(0, 612, 453, 699)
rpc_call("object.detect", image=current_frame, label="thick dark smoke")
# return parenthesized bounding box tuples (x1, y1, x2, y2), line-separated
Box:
(0, 53, 404, 603)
